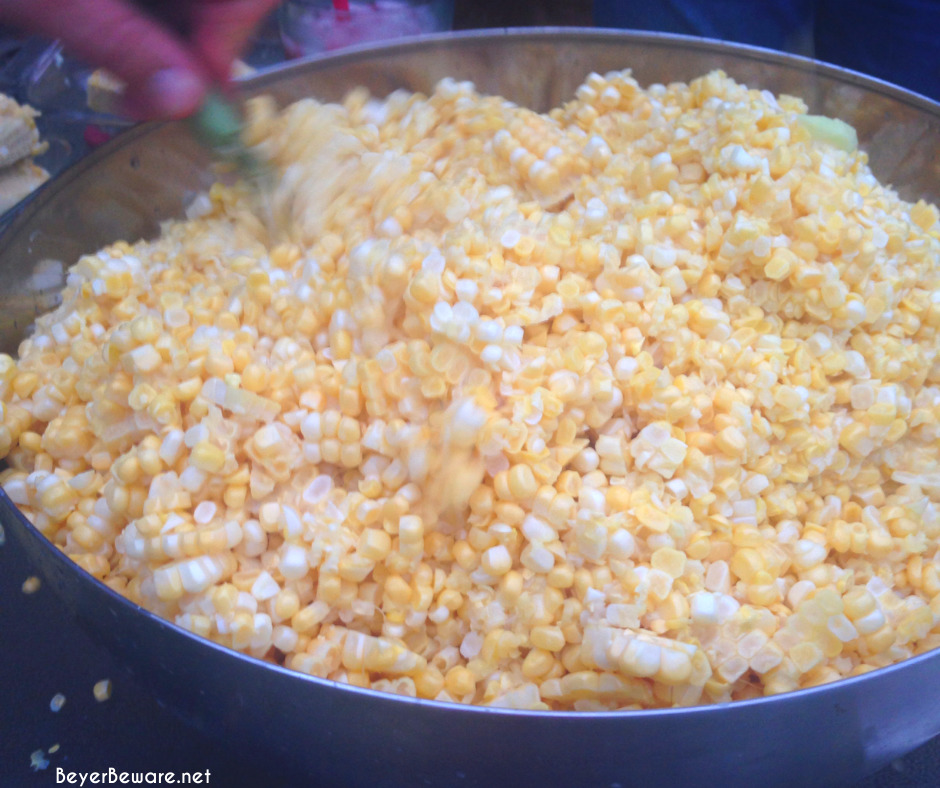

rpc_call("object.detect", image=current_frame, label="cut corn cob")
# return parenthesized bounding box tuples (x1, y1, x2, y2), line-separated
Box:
(0, 94, 44, 169)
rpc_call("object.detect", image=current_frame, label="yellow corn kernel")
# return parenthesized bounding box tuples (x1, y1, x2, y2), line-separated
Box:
(330, 330, 352, 360)
(838, 423, 872, 457)
(530, 625, 566, 652)
(359, 528, 392, 561)
(730, 548, 764, 583)
(789, 642, 824, 673)
(481, 545, 512, 576)
(241, 364, 269, 393)
(865, 625, 897, 654)
(522, 648, 556, 680)
(507, 464, 538, 500)
(414, 666, 445, 699)
(547, 564, 575, 589)
(452, 540, 478, 571)
(444, 666, 477, 697)
(650, 547, 686, 579)
(190, 441, 226, 473)
(292, 602, 329, 634)
(385, 575, 412, 605)
(910, 199, 938, 230)
(92, 679, 112, 702)
(763, 249, 795, 281)
(715, 426, 747, 456)
(273, 589, 300, 620)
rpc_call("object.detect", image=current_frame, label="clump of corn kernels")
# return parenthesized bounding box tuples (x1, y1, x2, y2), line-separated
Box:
(1, 69, 939, 710)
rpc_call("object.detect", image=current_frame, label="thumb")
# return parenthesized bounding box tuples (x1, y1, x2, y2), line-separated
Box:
(1, 0, 210, 119)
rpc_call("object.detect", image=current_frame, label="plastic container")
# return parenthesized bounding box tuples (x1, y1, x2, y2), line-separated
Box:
(279, 0, 455, 57)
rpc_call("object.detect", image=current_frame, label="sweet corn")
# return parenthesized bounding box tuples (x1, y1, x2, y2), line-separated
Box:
(92, 679, 112, 702)
(1, 69, 938, 712)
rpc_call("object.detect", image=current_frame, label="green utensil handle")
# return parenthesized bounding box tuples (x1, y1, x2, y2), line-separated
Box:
(130, 2, 249, 159)
(188, 90, 246, 160)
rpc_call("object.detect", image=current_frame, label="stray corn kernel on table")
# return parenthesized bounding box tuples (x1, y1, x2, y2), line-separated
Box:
(1, 67, 939, 715)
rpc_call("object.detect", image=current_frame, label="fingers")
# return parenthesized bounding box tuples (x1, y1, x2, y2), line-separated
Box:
(0, 0, 210, 119)
(0, 0, 278, 118)
(189, 0, 282, 83)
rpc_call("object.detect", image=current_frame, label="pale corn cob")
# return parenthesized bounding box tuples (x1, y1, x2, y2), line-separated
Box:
(0, 94, 44, 169)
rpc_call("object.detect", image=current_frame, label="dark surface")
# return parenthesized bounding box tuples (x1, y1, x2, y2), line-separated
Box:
(0, 519, 292, 788)
(1, 516, 938, 787)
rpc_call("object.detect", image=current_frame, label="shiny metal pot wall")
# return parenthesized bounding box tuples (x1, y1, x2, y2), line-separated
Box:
(1, 29, 939, 788)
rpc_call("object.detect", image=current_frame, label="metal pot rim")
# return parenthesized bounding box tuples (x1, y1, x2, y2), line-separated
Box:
(2, 26, 939, 723)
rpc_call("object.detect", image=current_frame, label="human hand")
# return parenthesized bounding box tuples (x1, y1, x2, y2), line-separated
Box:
(0, 0, 281, 119)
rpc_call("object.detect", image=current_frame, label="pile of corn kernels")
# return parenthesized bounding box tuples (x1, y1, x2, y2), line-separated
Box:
(1, 69, 939, 710)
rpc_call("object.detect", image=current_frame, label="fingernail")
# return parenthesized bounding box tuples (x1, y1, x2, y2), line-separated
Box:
(146, 68, 205, 118)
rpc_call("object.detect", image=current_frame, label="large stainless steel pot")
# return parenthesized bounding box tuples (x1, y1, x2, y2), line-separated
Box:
(2, 29, 939, 788)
